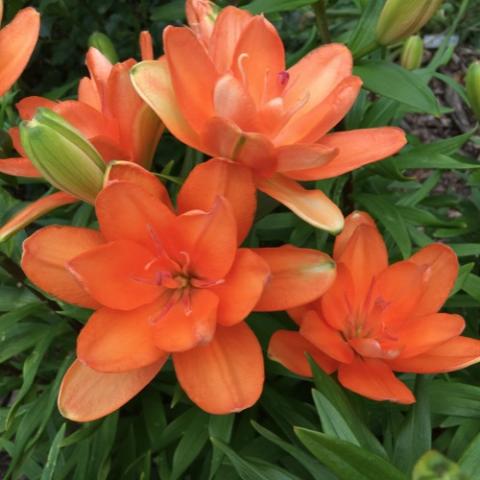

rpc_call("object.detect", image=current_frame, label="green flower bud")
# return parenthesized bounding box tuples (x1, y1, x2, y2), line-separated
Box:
(466, 62, 480, 121)
(20, 108, 106, 203)
(376, 0, 442, 46)
(88, 32, 118, 64)
(400, 36, 424, 70)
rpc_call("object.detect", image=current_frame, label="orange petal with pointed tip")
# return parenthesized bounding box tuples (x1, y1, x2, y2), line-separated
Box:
(140, 30, 154, 60)
(335, 223, 388, 307)
(395, 313, 465, 359)
(21, 225, 103, 308)
(131, 59, 206, 152)
(0, 157, 40, 177)
(186, 0, 217, 44)
(89, 135, 128, 162)
(389, 336, 480, 374)
(409, 243, 459, 316)
(334, 211, 376, 259)
(54, 100, 117, 140)
(174, 197, 237, 279)
(16, 96, 57, 120)
(211, 249, 270, 327)
(213, 74, 256, 131)
(131, 103, 164, 168)
(1, 193, 77, 242)
(231, 15, 285, 105)
(78, 77, 101, 110)
(276, 143, 338, 175)
(153, 289, 218, 352)
(209, 6, 252, 73)
(173, 323, 263, 414)
(321, 263, 356, 331)
(177, 158, 256, 243)
(283, 43, 353, 114)
(253, 244, 336, 311)
(78, 303, 166, 372)
(0, 7, 40, 97)
(85, 47, 112, 103)
(255, 174, 344, 233)
(106, 161, 172, 209)
(300, 310, 354, 363)
(9, 126, 27, 157)
(275, 76, 362, 146)
(68, 239, 161, 311)
(95, 181, 176, 253)
(58, 358, 166, 422)
(268, 330, 338, 376)
(163, 26, 216, 132)
(338, 357, 415, 404)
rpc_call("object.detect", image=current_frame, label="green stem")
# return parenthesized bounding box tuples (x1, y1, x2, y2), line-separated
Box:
(313, 0, 331, 44)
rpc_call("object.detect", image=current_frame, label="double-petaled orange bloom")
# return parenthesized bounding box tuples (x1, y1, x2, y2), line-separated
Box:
(0, 32, 162, 179)
(131, 3, 406, 232)
(0, 2, 40, 97)
(0, 32, 163, 243)
(21, 160, 336, 420)
(269, 211, 480, 403)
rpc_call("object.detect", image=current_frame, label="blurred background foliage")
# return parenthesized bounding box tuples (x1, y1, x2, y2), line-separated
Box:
(1, 0, 480, 479)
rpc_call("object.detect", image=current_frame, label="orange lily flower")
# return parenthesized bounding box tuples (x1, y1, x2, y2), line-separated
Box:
(0, 3, 40, 97)
(269, 211, 480, 404)
(0, 32, 162, 179)
(0, 32, 164, 242)
(21, 159, 336, 420)
(131, 5, 407, 232)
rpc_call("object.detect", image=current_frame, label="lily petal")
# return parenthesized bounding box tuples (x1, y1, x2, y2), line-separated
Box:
(268, 330, 338, 376)
(283, 43, 353, 114)
(177, 158, 256, 243)
(131, 58, 206, 152)
(78, 77, 101, 110)
(58, 358, 166, 422)
(300, 310, 354, 363)
(174, 197, 237, 280)
(285, 127, 407, 181)
(85, 47, 112, 105)
(0, 7, 40, 97)
(95, 181, 175, 253)
(231, 15, 285, 106)
(276, 143, 338, 175)
(78, 303, 166, 372)
(338, 357, 415, 404)
(335, 222, 388, 307)
(68, 239, 161, 311)
(395, 313, 465, 359)
(106, 161, 172, 209)
(0, 157, 40, 177)
(16, 96, 57, 120)
(173, 323, 264, 414)
(275, 76, 362, 146)
(21, 225, 103, 308)
(211, 249, 270, 327)
(409, 243, 459, 316)
(208, 6, 252, 72)
(253, 244, 336, 311)
(1, 192, 77, 242)
(389, 337, 480, 373)
(333, 211, 377, 259)
(140, 30, 154, 60)
(153, 288, 218, 352)
(163, 26, 217, 132)
(255, 174, 344, 233)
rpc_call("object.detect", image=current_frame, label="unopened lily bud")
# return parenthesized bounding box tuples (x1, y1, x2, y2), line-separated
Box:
(376, 0, 442, 45)
(400, 36, 424, 70)
(186, 0, 220, 42)
(20, 108, 106, 204)
(88, 32, 118, 64)
(466, 62, 480, 120)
